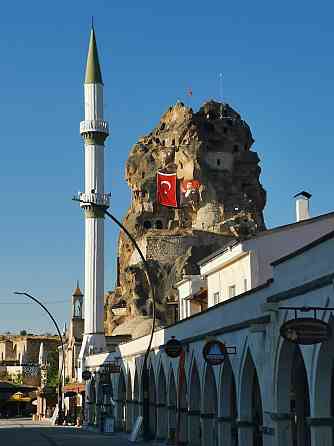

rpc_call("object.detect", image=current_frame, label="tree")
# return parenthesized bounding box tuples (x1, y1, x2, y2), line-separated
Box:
(46, 349, 59, 389)
(19, 330, 27, 336)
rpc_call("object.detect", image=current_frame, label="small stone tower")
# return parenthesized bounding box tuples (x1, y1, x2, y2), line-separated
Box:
(70, 282, 84, 340)
(72, 281, 83, 319)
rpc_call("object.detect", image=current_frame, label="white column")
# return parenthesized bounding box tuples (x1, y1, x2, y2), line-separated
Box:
(84, 217, 104, 335)
(217, 417, 234, 445)
(308, 417, 334, 446)
(201, 414, 217, 446)
(237, 419, 254, 446)
(156, 403, 168, 441)
(84, 84, 103, 120)
(188, 411, 201, 446)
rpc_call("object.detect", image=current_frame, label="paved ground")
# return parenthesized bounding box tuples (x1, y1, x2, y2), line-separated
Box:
(0, 418, 143, 446)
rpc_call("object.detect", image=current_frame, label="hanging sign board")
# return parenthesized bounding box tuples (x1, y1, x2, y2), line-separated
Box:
(104, 363, 121, 374)
(280, 317, 331, 345)
(165, 337, 182, 358)
(203, 340, 226, 366)
(82, 370, 92, 381)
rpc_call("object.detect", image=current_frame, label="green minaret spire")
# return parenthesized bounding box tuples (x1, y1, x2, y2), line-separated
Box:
(84, 26, 103, 84)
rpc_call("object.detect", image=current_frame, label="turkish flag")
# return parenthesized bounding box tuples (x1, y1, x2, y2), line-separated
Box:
(157, 172, 178, 208)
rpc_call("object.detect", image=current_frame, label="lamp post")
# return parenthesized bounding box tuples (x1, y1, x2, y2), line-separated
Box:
(73, 197, 156, 439)
(13, 291, 65, 425)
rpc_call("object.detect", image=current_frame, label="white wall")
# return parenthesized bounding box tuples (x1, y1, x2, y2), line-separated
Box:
(207, 253, 251, 307)
(177, 276, 205, 319)
(245, 214, 334, 286)
(203, 213, 334, 308)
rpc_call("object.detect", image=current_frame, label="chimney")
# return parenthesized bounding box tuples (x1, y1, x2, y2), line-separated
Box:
(294, 191, 312, 222)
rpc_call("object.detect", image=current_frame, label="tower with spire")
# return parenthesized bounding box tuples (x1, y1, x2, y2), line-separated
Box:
(78, 26, 109, 374)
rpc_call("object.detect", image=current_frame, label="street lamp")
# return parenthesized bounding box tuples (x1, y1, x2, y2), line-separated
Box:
(73, 197, 156, 439)
(13, 291, 65, 424)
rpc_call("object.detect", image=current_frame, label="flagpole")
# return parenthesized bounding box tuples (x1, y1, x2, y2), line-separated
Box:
(219, 73, 223, 118)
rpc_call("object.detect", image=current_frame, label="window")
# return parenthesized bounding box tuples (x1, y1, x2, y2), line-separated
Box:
(244, 278, 248, 292)
(228, 285, 236, 298)
(213, 292, 220, 305)
(156, 220, 163, 229)
(143, 220, 152, 229)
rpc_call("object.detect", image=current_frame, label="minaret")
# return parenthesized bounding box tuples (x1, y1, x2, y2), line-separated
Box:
(78, 26, 109, 372)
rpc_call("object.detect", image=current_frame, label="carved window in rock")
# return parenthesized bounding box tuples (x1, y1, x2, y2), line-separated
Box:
(156, 220, 163, 229)
(217, 159, 221, 166)
(143, 220, 152, 229)
(233, 145, 239, 153)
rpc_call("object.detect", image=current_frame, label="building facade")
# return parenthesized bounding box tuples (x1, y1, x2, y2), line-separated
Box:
(82, 226, 334, 446)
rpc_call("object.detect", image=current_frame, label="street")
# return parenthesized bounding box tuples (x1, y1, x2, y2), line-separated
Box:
(0, 418, 135, 446)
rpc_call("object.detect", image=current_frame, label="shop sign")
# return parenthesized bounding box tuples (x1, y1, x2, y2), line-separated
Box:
(103, 362, 121, 374)
(82, 370, 92, 381)
(202, 340, 226, 366)
(280, 317, 331, 345)
(164, 337, 182, 358)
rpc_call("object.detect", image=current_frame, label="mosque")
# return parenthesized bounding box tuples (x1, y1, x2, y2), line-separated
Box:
(61, 26, 334, 446)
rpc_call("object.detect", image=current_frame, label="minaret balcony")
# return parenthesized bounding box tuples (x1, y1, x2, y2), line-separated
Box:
(80, 119, 109, 136)
(79, 192, 111, 209)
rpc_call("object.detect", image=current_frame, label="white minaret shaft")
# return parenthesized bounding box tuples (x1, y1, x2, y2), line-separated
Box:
(78, 27, 109, 371)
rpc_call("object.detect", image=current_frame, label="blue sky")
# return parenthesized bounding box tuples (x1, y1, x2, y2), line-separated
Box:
(0, 1, 333, 333)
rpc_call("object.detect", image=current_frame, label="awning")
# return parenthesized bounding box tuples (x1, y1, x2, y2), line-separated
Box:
(62, 383, 85, 394)
(9, 392, 32, 402)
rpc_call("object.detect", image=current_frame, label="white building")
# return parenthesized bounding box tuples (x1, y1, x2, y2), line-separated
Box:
(177, 210, 334, 319)
(81, 218, 334, 446)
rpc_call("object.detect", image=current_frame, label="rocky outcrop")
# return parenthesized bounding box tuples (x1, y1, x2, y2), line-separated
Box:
(104, 100, 266, 337)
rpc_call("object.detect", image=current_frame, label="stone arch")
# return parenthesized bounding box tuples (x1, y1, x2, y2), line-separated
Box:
(156, 364, 168, 440)
(275, 339, 310, 446)
(312, 316, 334, 413)
(219, 358, 238, 445)
(168, 368, 177, 441)
(125, 371, 133, 432)
(116, 369, 126, 431)
(239, 349, 263, 446)
(202, 364, 218, 445)
(148, 363, 157, 438)
(188, 359, 201, 446)
(310, 316, 334, 444)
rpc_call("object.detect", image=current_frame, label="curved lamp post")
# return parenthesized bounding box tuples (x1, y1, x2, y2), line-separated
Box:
(13, 291, 65, 424)
(73, 197, 156, 439)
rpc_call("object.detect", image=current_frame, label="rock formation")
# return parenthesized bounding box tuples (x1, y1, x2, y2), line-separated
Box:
(104, 100, 266, 337)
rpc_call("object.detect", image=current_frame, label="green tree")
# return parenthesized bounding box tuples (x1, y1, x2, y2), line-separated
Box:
(46, 349, 59, 389)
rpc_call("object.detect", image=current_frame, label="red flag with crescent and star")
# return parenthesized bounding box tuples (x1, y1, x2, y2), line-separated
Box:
(157, 172, 178, 208)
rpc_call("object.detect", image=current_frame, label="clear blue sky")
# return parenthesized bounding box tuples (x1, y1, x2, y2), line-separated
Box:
(1, 1, 333, 333)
